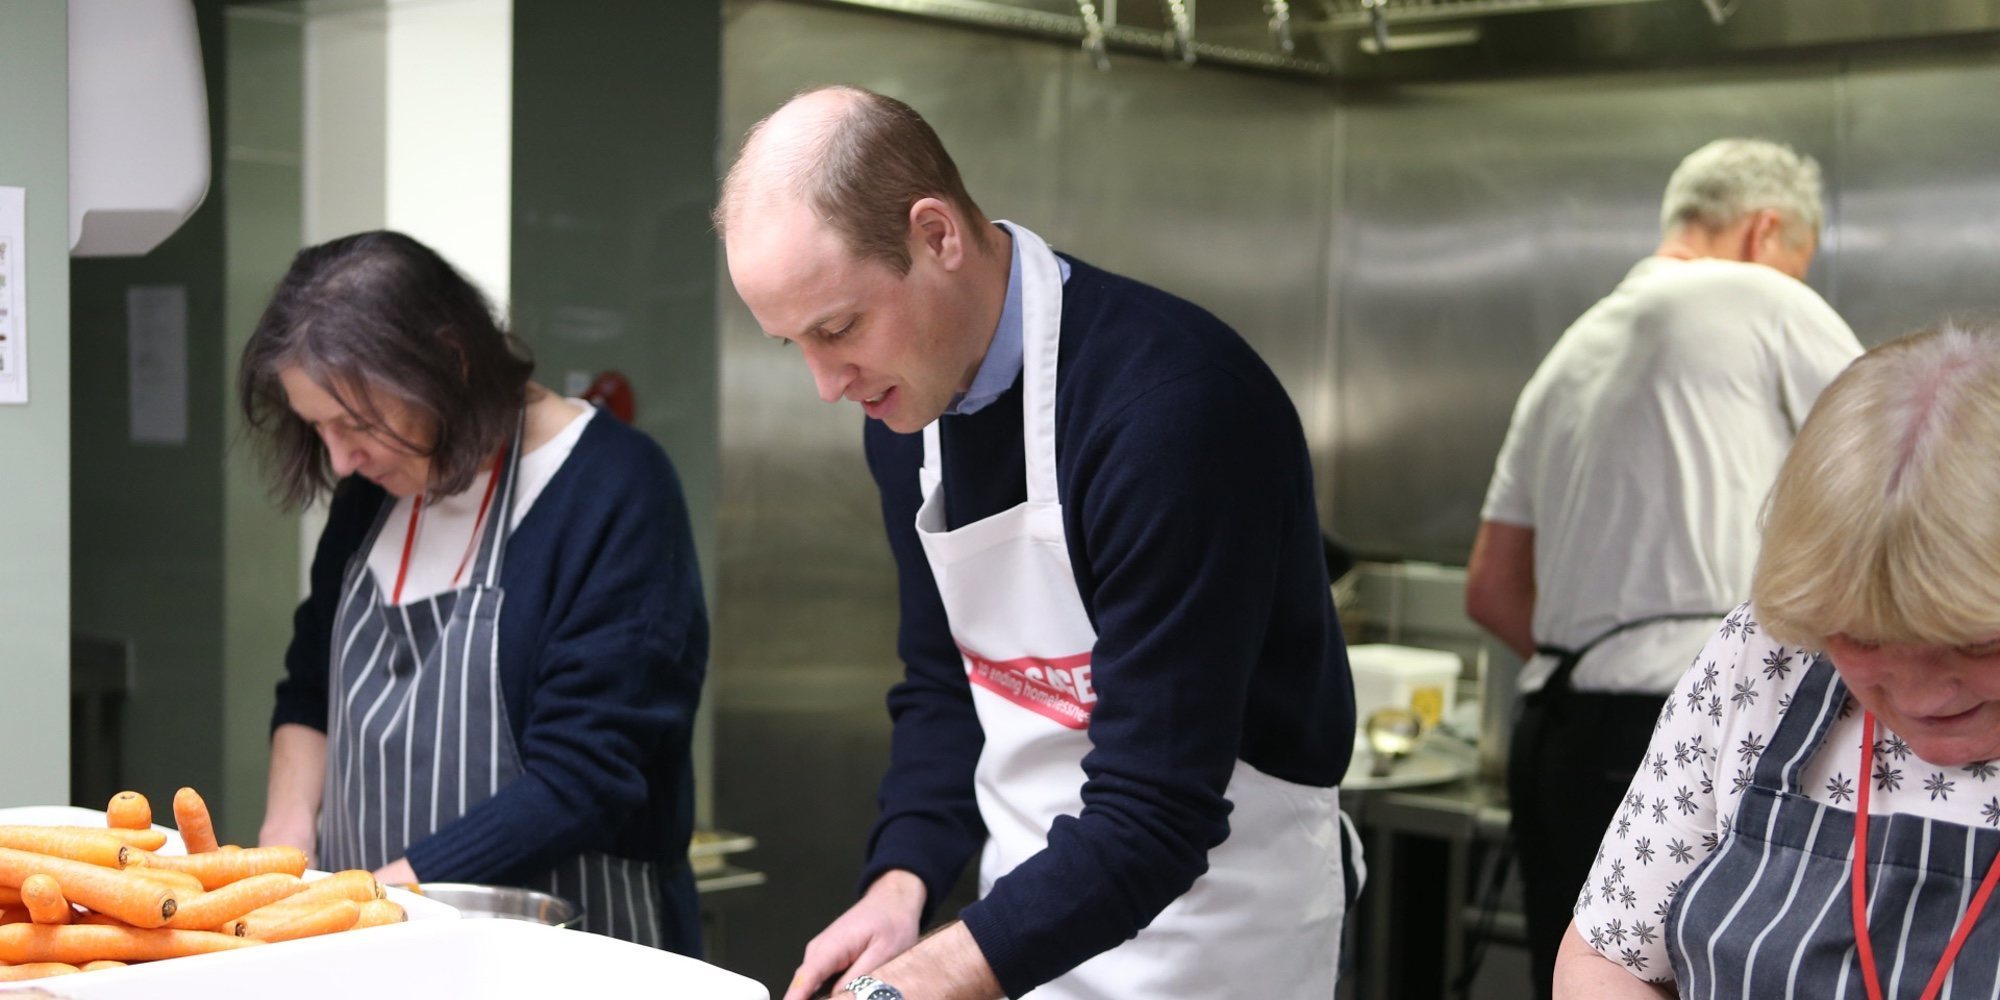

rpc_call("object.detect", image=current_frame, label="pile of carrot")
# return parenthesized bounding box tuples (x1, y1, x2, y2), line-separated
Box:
(0, 788, 406, 982)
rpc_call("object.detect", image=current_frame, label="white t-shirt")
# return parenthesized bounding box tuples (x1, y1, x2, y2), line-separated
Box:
(367, 402, 597, 604)
(1481, 257, 1862, 694)
(1574, 604, 2000, 983)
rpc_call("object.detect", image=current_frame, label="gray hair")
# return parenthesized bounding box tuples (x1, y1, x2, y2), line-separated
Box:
(1660, 139, 1825, 247)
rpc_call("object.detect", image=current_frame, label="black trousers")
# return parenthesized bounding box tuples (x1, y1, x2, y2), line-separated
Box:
(1507, 687, 1667, 1000)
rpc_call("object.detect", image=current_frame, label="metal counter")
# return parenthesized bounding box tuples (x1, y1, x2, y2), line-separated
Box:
(1345, 751, 1520, 1000)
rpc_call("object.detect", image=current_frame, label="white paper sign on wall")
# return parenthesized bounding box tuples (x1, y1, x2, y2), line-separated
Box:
(0, 185, 25, 405)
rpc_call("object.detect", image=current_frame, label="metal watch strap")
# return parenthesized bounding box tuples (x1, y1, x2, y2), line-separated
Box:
(842, 975, 905, 1000)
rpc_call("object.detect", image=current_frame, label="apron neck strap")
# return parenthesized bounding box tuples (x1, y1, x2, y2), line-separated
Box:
(1751, 654, 1849, 790)
(1006, 222, 1064, 506)
(466, 411, 528, 588)
(917, 222, 1067, 506)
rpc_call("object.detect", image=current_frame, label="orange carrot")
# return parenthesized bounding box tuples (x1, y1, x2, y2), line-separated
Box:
(0, 962, 80, 981)
(19, 876, 70, 926)
(171, 788, 218, 854)
(130, 846, 307, 891)
(238, 899, 359, 942)
(352, 898, 406, 929)
(105, 791, 152, 831)
(0, 828, 129, 870)
(0, 907, 27, 924)
(55, 826, 168, 852)
(0, 848, 176, 928)
(166, 873, 306, 931)
(0, 924, 257, 963)
(295, 870, 382, 904)
(80, 960, 127, 971)
(224, 898, 311, 935)
(224, 870, 377, 936)
(122, 865, 204, 897)
(0, 887, 17, 907)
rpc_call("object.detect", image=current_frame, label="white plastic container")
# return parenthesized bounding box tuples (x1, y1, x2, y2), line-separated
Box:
(2, 918, 768, 999)
(1347, 642, 1462, 730)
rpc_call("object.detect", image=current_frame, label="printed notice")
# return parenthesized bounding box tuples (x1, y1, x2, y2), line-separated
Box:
(959, 644, 1098, 730)
(128, 285, 189, 444)
(0, 186, 25, 404)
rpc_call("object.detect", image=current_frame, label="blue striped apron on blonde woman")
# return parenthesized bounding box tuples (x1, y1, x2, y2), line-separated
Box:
(1668, 657, 2000, 998)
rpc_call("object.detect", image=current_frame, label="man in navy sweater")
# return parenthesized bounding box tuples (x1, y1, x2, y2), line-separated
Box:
(718, 86, 1358, 1000)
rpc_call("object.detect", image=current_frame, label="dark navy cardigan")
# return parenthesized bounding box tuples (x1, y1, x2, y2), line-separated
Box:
(862, 254, 1355, 995)
(272, 413, 708, 955)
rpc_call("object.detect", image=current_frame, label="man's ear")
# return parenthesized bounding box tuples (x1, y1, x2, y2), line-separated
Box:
(1743, 209, 1784, 264)
(908, 197, 964, 270)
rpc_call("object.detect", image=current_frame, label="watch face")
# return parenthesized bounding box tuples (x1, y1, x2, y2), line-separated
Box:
(866, 989, 903, 1000)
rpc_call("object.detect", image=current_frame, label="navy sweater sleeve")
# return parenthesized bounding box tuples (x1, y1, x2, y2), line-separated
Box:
(858, 422, 989, 916)
(956, 370, 1311, 995)
(405, 435, 706, 883)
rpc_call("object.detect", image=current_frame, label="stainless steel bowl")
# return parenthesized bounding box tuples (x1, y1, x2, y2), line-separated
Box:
(413, 883, 582, 928)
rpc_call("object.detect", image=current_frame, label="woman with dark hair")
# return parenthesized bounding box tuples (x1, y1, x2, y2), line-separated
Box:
(243, 230, 706, 955)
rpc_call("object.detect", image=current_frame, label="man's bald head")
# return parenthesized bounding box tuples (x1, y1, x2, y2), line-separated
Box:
(714, 85, 990, 274)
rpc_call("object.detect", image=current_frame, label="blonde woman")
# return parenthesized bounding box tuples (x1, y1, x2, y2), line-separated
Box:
(1557, 325, 2000, 998)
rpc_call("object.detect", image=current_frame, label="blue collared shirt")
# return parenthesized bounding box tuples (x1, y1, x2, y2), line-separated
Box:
(946, 222, 1071, 417)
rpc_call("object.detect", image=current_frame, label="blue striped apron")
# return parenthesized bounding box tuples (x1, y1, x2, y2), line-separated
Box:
(1667, 656, 2000, 998)
(318, 422, 664, 946)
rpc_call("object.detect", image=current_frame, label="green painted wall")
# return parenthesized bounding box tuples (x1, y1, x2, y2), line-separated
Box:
(68, 0, 230, 818)
(0, 0, 72, 807)
(509, 0, 723, 822)
(219, 7, 305, 846)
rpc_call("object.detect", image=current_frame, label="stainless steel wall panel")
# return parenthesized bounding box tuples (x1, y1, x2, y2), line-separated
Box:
(1329, 68, 1841, 563)
(1050, 55, 1338, 471)
(1831, 51, 2000, 345)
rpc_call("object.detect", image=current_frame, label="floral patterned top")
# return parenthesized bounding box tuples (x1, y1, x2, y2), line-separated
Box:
(1574, 604, 2000, 982)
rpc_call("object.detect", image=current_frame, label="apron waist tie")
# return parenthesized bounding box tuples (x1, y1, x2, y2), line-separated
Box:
(1532, 610, 1732, 700)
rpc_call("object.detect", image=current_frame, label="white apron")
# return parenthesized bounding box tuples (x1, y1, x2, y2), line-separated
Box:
(913, 223, 1346, 998)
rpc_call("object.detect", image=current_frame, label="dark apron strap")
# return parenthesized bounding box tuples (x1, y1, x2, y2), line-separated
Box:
(1340, 810, 1364, 912)
(1482, 610, 1731, 998)
(1533, 610, 1732, 698)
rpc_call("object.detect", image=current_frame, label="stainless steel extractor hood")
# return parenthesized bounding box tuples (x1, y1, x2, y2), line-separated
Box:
(785, 0, 1339, 76)
(787, 0, 2000, 81)
(1297, 0, 2000, 80)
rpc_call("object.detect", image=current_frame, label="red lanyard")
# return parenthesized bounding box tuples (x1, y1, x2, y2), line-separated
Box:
(390, 448, 507, 606)
(1851, 711, 2000, 1000)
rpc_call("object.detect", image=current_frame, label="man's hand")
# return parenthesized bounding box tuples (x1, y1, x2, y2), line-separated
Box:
(868, 921, 1003, 1000)
(784, 870, 926, 1000)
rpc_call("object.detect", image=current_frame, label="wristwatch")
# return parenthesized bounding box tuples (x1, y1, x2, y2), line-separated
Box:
(842, 975, 906, 1000)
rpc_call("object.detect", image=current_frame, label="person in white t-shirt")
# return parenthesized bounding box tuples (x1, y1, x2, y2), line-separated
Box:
(1557, 325, 2000, 998)
(1466, 138, 1863, 999)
